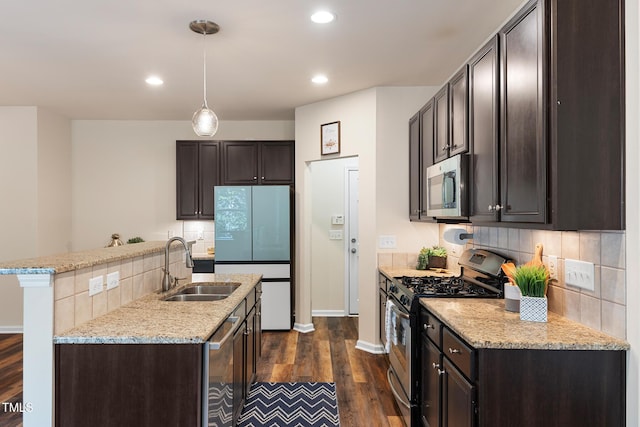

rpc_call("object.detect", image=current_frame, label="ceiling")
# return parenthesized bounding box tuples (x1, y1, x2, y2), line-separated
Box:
(1, 0, 524, 121)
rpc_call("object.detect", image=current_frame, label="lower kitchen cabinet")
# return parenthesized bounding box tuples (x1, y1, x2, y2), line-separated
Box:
(418, 306, 625, 427)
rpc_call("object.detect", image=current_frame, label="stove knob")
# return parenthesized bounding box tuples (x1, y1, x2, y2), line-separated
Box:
(390, 285, 397, 293)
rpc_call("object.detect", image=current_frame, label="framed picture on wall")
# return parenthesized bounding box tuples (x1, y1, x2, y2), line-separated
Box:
(321, 121, 341, 155)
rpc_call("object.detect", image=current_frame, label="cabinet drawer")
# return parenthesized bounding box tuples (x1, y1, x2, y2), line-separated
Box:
(442, 327, 475, 380)
(420, 309, 442, 346)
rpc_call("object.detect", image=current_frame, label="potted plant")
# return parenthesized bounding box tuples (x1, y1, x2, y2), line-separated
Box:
(417, 247, 429, 270)
(427, 246, 447, 269)
(513, 264, 549, 322)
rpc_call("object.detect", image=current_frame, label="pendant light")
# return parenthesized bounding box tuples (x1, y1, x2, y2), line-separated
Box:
(190, 20, 220, 137)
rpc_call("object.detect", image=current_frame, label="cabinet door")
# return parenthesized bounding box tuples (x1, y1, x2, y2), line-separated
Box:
(499, 0, 546, 223)
(443, 358, 476, 427)
(469, 36, 500, 223)
(222, 142, 259, 185)
(421, 338, 441, 427)
(233, 325, 245, 421)
(176, 141, 200, 220)
(433, 86, 450, 163)
(409, 112, 421, 221)
(199, 142, 220, 219)
(420, 100, 435, 217)
(449, 66, 469, 157)
(260, 141, 294, 184)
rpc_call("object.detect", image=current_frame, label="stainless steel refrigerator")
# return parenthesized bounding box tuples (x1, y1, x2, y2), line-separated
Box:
(214, 185, 292, 330)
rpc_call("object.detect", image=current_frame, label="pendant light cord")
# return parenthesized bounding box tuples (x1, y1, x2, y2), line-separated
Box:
(202, 31, 208, 108)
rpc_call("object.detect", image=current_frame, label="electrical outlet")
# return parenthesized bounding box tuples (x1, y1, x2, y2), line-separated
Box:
(197, 229, 204, 240)
(89, 276, 103, 296)
(106, 271, 120, 290)
(378, 235, 397, 249)
(547, 255, 558, 280)
(564, 259, 595, 291)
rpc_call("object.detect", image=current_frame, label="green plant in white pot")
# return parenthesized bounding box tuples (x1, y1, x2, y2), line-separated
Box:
(513, 264, 549, 322)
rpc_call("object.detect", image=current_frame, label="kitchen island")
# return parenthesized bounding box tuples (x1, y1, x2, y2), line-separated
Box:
(0, 241, 221, 427)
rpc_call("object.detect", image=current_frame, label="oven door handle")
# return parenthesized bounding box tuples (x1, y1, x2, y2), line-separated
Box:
(390, 304, 410, 320)
(387, 367, 411, 409)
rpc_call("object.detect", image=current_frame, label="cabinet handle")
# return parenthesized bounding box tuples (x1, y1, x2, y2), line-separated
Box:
(432, 362, 445, 375)
(253, 176, 257, 180)
(448, 348, 461, 354)
(423, 323, 434, 330)
(494, 204, 502, 211)
(261, 176, 265, 180)
(488, 205, 494, 212)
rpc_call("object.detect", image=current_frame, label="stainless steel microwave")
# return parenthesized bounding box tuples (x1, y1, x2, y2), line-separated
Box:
(425, 154, 468, 219)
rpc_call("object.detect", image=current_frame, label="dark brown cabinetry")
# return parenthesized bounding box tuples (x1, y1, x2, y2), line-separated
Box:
(418, 306, 626, 427)
(409, 100, 436, 221)
(448, 66, 469, 159)
(499, 0, 547, 224)
(176, 141, 220, 220)
(433, 86, 450, 163)
(222, 140, 294, 185)
(468, 37, 500, 223)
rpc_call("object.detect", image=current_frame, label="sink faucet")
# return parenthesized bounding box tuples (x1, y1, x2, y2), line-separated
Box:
(162, 237, 194, 292)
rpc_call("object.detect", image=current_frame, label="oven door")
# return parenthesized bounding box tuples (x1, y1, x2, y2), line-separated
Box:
(387, 301, 412, 424)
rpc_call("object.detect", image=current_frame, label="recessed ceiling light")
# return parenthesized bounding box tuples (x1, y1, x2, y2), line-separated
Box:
(312, 74, 329, 84)
(145, 76, 164, 86)
(311, 11, 335, 24)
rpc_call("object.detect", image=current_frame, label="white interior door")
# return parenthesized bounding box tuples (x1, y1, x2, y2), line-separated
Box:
(346, 168, 359, 315)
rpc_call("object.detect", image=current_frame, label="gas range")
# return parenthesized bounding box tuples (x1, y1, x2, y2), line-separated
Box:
(387, 248, 509, 312)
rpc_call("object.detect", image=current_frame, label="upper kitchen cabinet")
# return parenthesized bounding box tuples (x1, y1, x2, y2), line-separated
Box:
(176, 141, 220, 220)
(433, 85, 450, 163)
(469, 36, 500, 223)
(409, 100, 436, 222)
(495, 0, 624, 229)
(448, 65, 469, 158)
(221, 141, 294, 185)
(499, 0, 546, 224)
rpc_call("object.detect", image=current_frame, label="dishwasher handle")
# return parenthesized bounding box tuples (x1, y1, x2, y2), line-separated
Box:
(208, 316, 239, 350)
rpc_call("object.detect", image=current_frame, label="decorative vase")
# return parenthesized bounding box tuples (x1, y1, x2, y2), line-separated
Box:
(519, 295, 548, 322)
(428, 256, 447, 269)
(504, 284, 521, 313)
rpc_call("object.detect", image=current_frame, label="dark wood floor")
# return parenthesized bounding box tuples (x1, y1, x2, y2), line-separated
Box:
(0, 333, 23, 427)
(258, 317, 404, 427)
(0, 317, 402, 427)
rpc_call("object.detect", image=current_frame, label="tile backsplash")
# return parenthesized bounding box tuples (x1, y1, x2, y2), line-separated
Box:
(377, 224, 627, 340)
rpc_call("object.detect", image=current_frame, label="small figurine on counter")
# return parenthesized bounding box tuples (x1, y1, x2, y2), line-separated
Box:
(107, 233, 124, 247)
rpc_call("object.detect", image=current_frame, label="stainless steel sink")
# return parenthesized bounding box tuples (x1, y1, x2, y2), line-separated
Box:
(178, 284, 240, 295)
(163, 282, 241, 302)
(164, 294, 229, 302)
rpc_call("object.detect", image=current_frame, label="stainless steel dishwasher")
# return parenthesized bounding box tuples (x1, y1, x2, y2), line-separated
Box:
(203, 300, 245, 427)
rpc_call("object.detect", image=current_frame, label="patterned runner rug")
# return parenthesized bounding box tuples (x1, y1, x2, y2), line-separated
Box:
(237, 382, 340, 427)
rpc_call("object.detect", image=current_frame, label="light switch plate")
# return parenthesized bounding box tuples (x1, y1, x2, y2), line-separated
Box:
(331, 214, 345, 225)
(106, 271, 120, 290)
(329, 230, 343, 240)
(564, 259, 595, 291)
(378, 235, 397, 249)
(89, 276, 103, 296)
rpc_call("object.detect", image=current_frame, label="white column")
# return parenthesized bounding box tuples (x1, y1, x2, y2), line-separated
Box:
(18, 273, 54, 427)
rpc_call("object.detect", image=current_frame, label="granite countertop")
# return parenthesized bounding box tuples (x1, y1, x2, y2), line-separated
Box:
(0, 241, 169, 275)
(378, 266, 629, 351)
(54, 273, 261, 345)
(420, 298, 629, 351)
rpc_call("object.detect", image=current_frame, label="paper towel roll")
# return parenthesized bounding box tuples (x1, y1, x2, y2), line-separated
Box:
(443, 228, 473, 245)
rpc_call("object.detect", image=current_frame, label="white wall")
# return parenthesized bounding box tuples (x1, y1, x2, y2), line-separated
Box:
(0, 107, 72, 330)
(71, 120, 294, 251)
(625, 0, 639, 424)
(295, 86, 442, 346)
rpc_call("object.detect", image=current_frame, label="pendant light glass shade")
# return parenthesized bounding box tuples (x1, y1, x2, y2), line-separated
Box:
(192, 101, 218, 136)
(190, 20, 220, 137)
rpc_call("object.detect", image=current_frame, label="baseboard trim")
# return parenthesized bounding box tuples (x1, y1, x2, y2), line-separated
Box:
(355, 339, 386, 355)
(0, 326, 23, 334)
(312, 310, 346, 317)
(293, 323, 315, 333)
